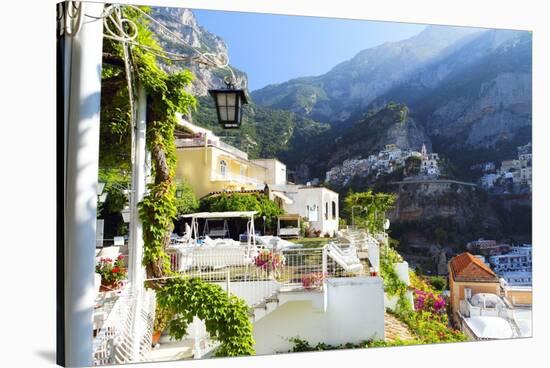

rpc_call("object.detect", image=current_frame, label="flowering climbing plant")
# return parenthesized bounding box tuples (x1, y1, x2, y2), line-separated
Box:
(253, 249, 285, 273)
(413, 289, 446, 314)
(96, 255, 127, 286)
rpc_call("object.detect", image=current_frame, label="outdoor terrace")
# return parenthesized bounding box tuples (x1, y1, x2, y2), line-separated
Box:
(166, 229, 382, 309)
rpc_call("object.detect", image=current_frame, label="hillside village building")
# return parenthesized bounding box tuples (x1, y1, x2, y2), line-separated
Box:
(174, 117, 339, 236)
(466, 239, 510, 256)
(479, 142, 532, 191)
(325, 143, 440, 186)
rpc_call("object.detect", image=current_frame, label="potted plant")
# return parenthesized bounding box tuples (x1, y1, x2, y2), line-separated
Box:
(152, 305, 173, 346)
(95, 255, 127, 292)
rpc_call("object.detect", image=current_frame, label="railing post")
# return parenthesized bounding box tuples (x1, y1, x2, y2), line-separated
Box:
(226, 268, 231, 294)
(322, 245, 328, 280)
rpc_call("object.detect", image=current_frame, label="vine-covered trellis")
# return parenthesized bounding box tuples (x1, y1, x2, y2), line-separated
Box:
(101, 5, 255, 356)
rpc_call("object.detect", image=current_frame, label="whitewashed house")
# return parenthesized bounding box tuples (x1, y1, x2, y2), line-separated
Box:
(281, 184, 340, 236)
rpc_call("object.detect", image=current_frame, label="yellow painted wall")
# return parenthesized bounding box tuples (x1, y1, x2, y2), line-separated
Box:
(174, 147, 215, 198)
(250, 164, 267, 184)
(506, 289, 532, 306)
(175, 145, 266, 198)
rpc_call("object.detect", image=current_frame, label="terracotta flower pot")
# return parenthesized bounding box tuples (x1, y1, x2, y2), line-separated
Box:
(152, 331, 162, 346)
(99, 281, 121, 292)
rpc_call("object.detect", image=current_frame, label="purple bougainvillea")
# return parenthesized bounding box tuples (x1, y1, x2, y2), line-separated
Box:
(414, 289, 446, 314)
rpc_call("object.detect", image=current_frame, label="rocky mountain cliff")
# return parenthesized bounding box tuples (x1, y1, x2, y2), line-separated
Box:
(148, 9, 531, 186)
(251, 25, 484, 123)
(374, 29, 532, 150)
(251, 25, 531, 180)
(150, 7, 247, 96)
(147, 8, 331, 160)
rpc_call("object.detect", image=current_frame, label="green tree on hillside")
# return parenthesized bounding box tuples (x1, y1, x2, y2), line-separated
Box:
(343, 191, 396, 234)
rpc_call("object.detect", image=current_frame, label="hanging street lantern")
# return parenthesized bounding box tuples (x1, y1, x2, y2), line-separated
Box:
(208, 78, 248, 129)
(97, 181, 106, 196)
(121, 206, 131, 223)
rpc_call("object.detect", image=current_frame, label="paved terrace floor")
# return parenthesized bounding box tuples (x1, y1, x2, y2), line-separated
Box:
(384, 312, 415, 343)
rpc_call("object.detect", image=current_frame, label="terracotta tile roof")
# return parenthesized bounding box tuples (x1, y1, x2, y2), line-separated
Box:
(449, 252, 499, 282)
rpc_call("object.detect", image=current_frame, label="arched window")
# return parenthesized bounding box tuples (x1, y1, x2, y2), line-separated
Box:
(325, 202, 329, 220)
(220, 160, 227, 178)
(332, 201, 337, 220)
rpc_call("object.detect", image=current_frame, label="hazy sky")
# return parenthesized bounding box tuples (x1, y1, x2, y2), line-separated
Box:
(193, 9, 426, 91)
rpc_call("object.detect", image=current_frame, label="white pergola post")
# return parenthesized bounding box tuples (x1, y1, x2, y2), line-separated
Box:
(128, 84, 147, 291)
(128, 84, 148, 360)
(63, 2, 105, 366)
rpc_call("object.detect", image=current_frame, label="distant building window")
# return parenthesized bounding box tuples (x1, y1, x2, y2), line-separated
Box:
(220, 160, 227, 178)
(325, 202, 329, 220)
(332, 201, 337, 220)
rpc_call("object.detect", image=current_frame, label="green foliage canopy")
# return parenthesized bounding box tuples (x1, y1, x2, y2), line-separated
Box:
(174, 181, 199, 217)
(200, 193, 284, 225)
(343, 190, 396, 234)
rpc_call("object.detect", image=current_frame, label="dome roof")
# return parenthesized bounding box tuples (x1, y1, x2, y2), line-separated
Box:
(466, 316, 514, 339)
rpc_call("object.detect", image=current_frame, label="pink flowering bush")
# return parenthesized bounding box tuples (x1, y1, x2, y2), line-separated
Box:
(413, 289, 446, 315)
(301, 272, 327, 289)
(254, 249, 285, 273)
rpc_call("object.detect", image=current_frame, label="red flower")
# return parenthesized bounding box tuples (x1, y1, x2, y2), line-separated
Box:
(113, 266, 120, 273)
(117, 255, 124, 260)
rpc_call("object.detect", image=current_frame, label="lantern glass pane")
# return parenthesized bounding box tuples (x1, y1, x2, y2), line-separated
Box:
(227, 105, 236, 121)
(219, 106, 228, 121)
(226, 92, 237, 106)
(216, 93, 226, 107)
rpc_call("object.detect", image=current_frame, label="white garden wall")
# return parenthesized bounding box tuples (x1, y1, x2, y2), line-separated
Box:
(252, 277, 385, 355)
(384, 261, 414, 311)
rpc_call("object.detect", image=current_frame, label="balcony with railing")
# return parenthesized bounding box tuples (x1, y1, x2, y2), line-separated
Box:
(175, 137, 249, 160)
(209, 171, 264, 187)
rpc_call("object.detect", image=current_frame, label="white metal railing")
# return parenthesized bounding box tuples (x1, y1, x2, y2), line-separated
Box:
(175, 137, 249, 160)
(93, 286, 156, 366)
(166, 237, 374, 309)
(218, 140, 248, 160)
(210, 171, 263, 186)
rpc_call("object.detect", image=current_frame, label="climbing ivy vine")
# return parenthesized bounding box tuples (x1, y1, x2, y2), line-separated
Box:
(100, 5, 255, 356)
(156, 278, 255, 357)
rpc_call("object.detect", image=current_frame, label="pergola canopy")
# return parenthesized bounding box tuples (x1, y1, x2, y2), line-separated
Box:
(180, 211, 257, 219)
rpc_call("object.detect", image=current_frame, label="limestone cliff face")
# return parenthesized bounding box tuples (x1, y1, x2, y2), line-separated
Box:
(252, 26, 531, 157)
(150, 7, 248, 96)
(387, 182, 503, 246)
(327, 103, 431, 168)
(428, 71, 531, 147)
(379, 30, 532, 150)
(251, 25, 483, 124)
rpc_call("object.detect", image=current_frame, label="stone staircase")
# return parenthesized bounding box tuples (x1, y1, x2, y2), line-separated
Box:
(248, 291, 281, 322)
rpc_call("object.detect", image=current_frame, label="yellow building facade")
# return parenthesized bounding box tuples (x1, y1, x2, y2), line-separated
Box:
(174, 119, 272, 198)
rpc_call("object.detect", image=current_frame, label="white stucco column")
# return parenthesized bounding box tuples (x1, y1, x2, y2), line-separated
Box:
(128, 84, 147, 291)
(63, 2, 104, 366)
(126, 84, 148, 361)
